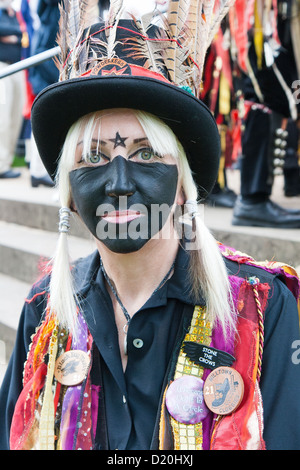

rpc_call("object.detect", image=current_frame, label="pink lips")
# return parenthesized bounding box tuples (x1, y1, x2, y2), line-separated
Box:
(101, 210, 144, 224)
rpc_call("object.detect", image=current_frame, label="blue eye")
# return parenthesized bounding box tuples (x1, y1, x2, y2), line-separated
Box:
(131, 148, 162, 162)
(83, 152, 109, 165)
(88, 153, 101, 164)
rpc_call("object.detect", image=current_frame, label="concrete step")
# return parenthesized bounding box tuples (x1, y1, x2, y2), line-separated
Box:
(0, 196, 90, 239)
(0, 220, 95, 284)
(1, 192, 300, 268)
(0, 274, 32, 384)
(0, 274, 30, 370)
(0, 222, 95, 377)
(0, 167, 89, 238)
(204, 169, 300, 269)
(204, 206, 300, 270)
(0, 273, 30, 330)
(0, 168, 299, 267)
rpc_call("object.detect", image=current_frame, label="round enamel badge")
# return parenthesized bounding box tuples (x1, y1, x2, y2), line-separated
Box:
(203, 367, 244, 415)
(90, 57, 132, 76)
(165, 376, 210, 424)
(54, 350, 90, 386)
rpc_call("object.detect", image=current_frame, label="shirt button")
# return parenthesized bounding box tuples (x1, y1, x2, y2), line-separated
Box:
(133, 338, 144, 349)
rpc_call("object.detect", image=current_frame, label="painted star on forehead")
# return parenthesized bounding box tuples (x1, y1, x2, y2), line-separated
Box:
(109, 131, 128, 149)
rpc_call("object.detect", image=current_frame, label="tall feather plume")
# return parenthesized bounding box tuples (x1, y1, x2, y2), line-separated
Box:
(80, 0, 100, 27)
(55, 0, 235, 96)
(87, 0, 124, 66)
(185, 0, 212, 95)
(125, 13, 163, 73)
(165, 0, 190, 83)
(55, 1, 70, 80)
(197, 0, 215, 82)
(55, 0, 99, 80)
(185, 0, 235, 96)
(207, 0, 236, 45)
(67, 0, 83, 77)
(105, 0, 124, 58)
(123, 4, 193, 86)
(67, 0, 81, 49)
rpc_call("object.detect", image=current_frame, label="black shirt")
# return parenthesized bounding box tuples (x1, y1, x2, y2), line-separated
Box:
(85, 249, 196, 450)
(1, 247, 300, 450)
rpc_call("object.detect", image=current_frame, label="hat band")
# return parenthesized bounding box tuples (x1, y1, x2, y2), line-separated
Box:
(80, 59, 170, 84)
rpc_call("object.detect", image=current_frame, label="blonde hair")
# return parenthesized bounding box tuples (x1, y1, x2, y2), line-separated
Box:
(49, 109, 236, 337)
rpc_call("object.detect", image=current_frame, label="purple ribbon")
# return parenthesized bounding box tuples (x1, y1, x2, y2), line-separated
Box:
(60, 314, 89, 450)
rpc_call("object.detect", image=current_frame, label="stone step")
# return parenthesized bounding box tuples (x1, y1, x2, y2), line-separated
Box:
(0, 220, 95, 284)
(0, 274, 31, 383)
(204, 206, 300, 269)
(0, 222, 95, 375)
(0, 197, 90, 239)
(0, 339, 7, 386)
(0, 167, 90, 238)
(0, 168, 300, 267)
(0, 273, 30, 330)
(1, 196, 300, 268)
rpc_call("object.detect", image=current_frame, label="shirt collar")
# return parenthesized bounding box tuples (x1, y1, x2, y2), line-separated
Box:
(72, 250, 101, 296)
(166, 244, 205, 305)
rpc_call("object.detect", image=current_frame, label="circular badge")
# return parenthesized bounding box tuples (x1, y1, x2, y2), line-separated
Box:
(165, 375, 210, 424)
(90, 58, 132, 77)
(203, 367, 244, 415)
(54, 350, 90, 386)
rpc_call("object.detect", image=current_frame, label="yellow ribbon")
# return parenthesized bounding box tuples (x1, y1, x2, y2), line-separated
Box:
(39, 323, 58, 450)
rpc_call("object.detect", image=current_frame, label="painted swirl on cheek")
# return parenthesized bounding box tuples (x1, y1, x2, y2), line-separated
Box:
(69, 156, 178, 253)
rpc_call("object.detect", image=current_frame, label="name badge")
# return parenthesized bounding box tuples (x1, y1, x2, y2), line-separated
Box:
(203, 366, 244, 415)
(165, 375, 210, 424)
(183, 342, 235, 370)
(54, 350, 90, 386)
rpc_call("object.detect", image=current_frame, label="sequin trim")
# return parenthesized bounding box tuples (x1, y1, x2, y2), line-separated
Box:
(170, 305, 212, 450)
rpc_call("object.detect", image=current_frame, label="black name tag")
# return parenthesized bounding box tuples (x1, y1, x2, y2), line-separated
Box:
(183, 342, 235, 370)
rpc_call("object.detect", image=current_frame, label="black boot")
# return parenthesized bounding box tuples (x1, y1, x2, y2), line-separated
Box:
(31, 174, 54, 188)
(232, 196, 300, 228)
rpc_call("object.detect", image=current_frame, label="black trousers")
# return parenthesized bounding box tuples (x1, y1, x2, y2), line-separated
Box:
(241, 107, 299, 200)
(240, 108, 273, 200)
(238, 12, 298, 200)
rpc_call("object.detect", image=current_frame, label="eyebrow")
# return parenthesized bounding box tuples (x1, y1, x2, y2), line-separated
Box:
(77, 137, 149, 147)
(133, 137, 149, 144)
(77, 138, 107, 147)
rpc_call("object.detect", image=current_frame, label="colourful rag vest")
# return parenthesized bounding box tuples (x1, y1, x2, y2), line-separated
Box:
(159, 279, 267, 450)
(9, 245, 300, 450)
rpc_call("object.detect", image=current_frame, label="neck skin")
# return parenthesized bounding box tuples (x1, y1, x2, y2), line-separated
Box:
(96, 232, 179, 316)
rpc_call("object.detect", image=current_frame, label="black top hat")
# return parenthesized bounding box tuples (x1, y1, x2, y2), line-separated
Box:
(31, 2, 226, 197)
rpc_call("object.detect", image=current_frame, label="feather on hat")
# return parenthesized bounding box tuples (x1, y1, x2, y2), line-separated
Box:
(55, 0, 235, 97)
(31, 0, 235, 196)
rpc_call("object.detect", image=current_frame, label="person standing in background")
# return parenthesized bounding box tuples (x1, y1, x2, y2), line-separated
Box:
(25, 0, 60, 187)
(230, 0, 300, 227)
(0, 0, 26, 179)
(1, 0, 300, 451)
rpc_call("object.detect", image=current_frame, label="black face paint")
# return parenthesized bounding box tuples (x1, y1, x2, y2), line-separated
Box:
(69, 156, 178, 253)
(108, 132, 128, 149)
